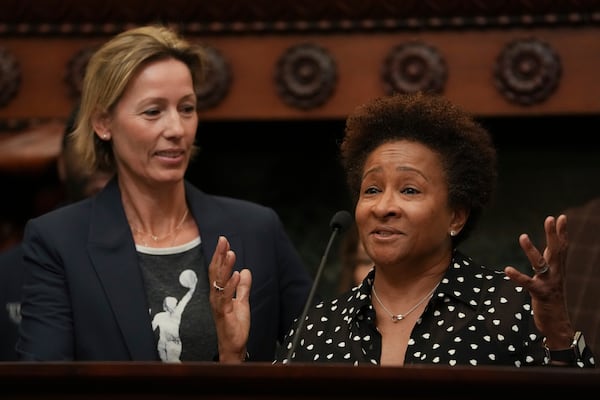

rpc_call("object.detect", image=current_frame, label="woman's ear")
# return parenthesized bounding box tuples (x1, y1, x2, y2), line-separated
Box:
(92, 110, 111, 141)
(449, 207, 469, 236)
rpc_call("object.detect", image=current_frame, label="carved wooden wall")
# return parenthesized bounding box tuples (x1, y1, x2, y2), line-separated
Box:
(1, 0, 599, 127)
(0, 0, 599, 252)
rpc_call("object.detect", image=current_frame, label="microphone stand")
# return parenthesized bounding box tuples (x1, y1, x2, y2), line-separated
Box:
(286, 210, 351, 362)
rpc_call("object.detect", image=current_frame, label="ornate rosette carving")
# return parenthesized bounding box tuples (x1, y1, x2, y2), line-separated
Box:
(196, 46, 232, 110)
(65, 45, 99, 99)
(0, 47, 21, 108)
(275, 43, 337, 110)
(494, 38, 561, 106)
(382, 41, 447, 95)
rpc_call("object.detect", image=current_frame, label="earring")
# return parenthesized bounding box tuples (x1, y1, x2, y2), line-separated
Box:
(102, 134, 109, 140)
(450, 230, 457, 237)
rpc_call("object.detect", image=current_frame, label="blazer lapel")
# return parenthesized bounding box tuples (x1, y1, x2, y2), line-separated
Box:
(185, 183, 243, 272)
(87, 180, 158, 360)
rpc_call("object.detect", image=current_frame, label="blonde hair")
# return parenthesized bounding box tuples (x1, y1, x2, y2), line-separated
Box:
(70, 25, 206, 173)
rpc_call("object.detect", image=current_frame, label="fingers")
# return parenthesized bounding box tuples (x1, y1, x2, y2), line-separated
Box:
(207, 239, 252, 364)
(537, 215, 568, 274)
(543, 216, 557, 260)
(518, 232, 544, 274)
(208, 236, 253, 302)
(545, 214, 568, 262)
(510, 215, 573, 340)
(503, 265, 526, 284)
(235, 269, 252, 302)
(545, 214, 567, 240)
(556, 214, 568, 238)
(507, 214, 570, 292)
(209, 236, 236, 293)
(516, 215, 562, 275)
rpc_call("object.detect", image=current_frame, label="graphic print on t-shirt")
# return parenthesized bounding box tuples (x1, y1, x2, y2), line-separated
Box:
(140, 240, 218, 361)
(151, 269, 197, 362)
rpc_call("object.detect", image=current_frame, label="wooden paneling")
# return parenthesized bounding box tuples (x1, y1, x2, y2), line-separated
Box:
(0, 362, 599, 399)
(0, 0, 598, 248)
(1, 0, 599, 125)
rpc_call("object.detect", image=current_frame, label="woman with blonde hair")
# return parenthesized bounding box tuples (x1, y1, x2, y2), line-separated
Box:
(17, 25, 312, 363)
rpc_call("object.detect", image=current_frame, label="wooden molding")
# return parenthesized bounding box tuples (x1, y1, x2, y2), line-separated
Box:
(1, 1, 599, 166)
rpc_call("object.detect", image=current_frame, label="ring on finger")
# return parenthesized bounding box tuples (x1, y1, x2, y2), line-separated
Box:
(213, 280, 225, 292)
(532, 264, 549, 274)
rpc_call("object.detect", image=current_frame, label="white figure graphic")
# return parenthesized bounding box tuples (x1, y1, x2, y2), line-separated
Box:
(152, 269, 197, 362)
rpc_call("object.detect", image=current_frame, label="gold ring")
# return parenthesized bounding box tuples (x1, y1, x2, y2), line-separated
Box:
(213, 280, 225, 292)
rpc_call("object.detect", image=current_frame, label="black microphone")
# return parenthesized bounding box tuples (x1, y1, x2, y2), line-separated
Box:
(286, 210, 353, 362)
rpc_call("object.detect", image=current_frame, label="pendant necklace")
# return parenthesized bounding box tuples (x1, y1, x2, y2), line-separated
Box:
(372, 282, 440, 323)
(132, 209, 189, 247)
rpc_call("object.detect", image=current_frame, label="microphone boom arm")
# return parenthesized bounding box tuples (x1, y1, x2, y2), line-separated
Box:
(286, 210, 352, 362)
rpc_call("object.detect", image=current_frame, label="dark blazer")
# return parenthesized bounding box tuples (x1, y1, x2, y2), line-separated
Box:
(565, 197, 600, 355)
(16, 178, 313, 361)
(0, 244, 24, 360)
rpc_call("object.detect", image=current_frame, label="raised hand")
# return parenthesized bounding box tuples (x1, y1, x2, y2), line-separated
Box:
(208, 236, 252, 363)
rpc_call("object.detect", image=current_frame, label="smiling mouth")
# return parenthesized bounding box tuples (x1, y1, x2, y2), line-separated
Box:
(156, 150, 184, 158)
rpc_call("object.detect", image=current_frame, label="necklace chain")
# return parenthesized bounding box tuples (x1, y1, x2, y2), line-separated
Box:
(131, 209, 189, 247)
(372, 282, 440, 323)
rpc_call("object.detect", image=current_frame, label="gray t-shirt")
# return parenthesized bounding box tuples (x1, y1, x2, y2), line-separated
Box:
(137, 237, 217, 362)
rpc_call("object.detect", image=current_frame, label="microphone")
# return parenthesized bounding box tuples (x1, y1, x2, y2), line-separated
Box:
(286, 210, 353, 362)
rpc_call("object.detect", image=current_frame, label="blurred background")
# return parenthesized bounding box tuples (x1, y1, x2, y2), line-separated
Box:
(1, 0, 598, 298)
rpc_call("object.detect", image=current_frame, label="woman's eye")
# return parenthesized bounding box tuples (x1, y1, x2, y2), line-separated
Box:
(181, 104, 196, 114)
(401, 187, 420, 195)
(143, 109, 161, 117)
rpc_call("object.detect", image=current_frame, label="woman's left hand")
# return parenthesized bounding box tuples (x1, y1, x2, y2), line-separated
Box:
(504, 214, 574, 348)
(208, 236, 252, 363)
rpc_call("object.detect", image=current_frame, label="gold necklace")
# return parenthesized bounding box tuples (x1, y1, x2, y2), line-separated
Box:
(132, 209, 189, 247)
(372, 282, 440, 323)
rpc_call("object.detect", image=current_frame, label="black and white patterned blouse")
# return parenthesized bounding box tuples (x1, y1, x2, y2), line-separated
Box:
(275, 251, 595, 368)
